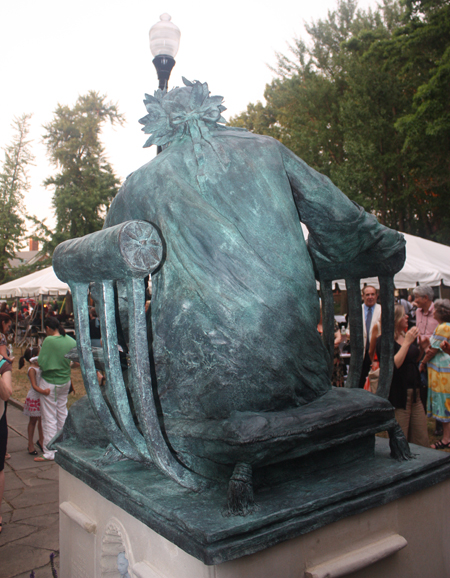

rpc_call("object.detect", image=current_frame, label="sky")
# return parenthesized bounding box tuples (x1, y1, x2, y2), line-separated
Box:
(1, 0, 378, 232)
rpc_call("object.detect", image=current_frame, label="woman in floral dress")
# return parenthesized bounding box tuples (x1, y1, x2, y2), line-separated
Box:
(420, 299, 450, 449)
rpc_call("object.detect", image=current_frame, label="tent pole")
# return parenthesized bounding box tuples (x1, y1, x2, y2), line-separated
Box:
(41, 296, 44, 333)
(14, 297, 19, 346)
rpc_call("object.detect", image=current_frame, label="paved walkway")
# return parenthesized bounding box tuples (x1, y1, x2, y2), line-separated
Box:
(0, 402, 60, 578)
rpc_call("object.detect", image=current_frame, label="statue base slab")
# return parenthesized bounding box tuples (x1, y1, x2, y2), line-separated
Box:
(56, 437, 450, 575)
(59, 457, 450, 577)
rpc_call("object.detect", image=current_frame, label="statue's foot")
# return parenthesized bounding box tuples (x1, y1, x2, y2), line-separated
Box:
(388, 423, 414, 461)
(224, 462, 259, 517)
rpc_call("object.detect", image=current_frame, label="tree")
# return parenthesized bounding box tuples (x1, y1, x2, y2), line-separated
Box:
(39, 91, 124, 253)
(0, 114, 34, 283)
(331, 18, 412, 230)
(391, 0, 450, 242)
(230, 0, 366, 177)
(229, 0, 450, 243)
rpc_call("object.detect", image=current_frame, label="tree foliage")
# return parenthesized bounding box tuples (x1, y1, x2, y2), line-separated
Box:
(37, 91, 124, 253)
(230, 0, 450, 243)
(0, 114, 34, 283)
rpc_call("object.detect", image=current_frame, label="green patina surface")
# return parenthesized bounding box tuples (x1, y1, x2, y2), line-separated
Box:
(104, 79, 404, 425)
(55, 401, 450, 565)
(50, 79, 444, 562)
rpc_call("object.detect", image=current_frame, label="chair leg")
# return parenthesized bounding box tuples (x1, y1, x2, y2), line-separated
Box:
(388, 423, 414, 461)
(226, 462, 257, 516)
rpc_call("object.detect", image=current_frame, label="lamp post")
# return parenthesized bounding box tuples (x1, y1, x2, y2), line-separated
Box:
(149, 13, 181, 91)
(149, 14, 180, 154)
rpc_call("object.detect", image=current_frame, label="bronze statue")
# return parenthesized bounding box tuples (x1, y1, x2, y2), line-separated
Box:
(53, 79, 408, 517)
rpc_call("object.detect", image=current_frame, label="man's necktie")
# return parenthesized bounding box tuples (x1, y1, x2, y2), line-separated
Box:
(366, 306, 373, 351)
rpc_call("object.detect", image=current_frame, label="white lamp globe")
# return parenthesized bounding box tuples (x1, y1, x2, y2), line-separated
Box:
(149, 14, 181, 58)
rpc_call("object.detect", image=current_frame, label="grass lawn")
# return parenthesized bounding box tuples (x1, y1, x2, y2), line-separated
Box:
(11, 345, 86, 410)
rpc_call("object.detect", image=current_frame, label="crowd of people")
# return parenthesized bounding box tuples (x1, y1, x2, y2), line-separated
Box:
(0, 299, 75, 336)
(0, 304, 77, 534)
(343, 285, 450, 450)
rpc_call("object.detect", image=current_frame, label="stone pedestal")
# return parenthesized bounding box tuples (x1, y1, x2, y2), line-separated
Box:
(60, 464, 450, 578)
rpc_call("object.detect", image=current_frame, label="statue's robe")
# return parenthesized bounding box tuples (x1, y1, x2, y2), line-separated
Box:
(104, 130, 404, 421)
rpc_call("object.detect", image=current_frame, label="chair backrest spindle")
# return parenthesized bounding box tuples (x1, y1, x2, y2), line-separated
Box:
(376, 276, 395, 399)
(320, 281, 335, 378)
(344, 279, 365, 389)
(54, 221, 203, 491)
(70, 282, 143, 462)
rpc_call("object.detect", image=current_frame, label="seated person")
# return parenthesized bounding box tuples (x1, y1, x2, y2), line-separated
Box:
(104, 79, 405, 424)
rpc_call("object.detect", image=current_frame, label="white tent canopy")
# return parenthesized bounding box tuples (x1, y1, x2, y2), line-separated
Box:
(1, 231, 449, 297)
(335, 233, 450, 290)
(360, 233, 450, 289)
(0, 266, 69, 298)
(299, 225, 450, 290)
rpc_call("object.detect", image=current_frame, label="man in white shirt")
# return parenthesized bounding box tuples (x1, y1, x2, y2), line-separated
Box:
(359, 286, 382, 388)
(413, 285, 438, 341)
(413, 285, 439, 433)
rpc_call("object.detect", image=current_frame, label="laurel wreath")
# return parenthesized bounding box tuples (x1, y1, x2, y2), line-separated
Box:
(139, 77, 227, 148)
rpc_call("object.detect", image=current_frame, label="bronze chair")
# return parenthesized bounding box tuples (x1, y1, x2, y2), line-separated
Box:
(53, 220, 410, 514)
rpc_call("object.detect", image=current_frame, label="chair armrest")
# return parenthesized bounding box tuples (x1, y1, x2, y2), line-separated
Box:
(53, 220, 163, 283)
(310, 246, 406, 283)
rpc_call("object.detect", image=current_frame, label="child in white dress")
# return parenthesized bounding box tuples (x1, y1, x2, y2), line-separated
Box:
(19, 347, 50, 455)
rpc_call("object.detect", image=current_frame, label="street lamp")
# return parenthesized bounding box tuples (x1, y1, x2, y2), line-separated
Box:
(149, 13, 181, 91)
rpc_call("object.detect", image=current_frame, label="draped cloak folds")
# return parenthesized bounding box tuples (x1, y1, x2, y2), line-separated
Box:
(104, 128, 405, 422)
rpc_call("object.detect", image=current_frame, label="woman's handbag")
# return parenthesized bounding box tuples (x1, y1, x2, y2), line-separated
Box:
(364, 353, 380, 394)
